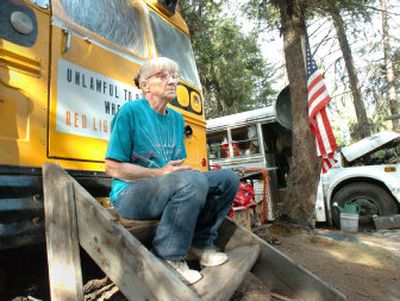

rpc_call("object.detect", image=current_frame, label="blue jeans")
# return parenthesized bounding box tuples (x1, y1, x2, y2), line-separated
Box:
(114, 169, 239, 260)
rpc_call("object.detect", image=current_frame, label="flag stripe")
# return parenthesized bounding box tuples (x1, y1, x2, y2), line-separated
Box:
(316, 109, 333, 154)
(308, 84, 326, 106)
(307, 73, 324, 94)
(320, 109, 337, 151)
(314, 117, 326, 156)
(309, 94, 330, 121)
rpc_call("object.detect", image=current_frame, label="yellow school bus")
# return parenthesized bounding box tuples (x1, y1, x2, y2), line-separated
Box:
(0, 0, 207, 250)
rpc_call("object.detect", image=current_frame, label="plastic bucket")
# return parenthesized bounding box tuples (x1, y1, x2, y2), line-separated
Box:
(340, 212, 359, 232)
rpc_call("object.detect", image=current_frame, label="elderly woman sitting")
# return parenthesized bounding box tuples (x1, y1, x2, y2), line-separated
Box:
(104, 57, 239, 284)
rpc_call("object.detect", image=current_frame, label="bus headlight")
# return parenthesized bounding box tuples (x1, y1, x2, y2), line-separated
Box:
(191, 91, 202, 113)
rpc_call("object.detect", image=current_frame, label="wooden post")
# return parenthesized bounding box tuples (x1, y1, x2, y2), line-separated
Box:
(43, 163, 84, 301)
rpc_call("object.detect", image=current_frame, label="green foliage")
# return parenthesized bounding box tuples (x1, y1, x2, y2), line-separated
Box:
(314, 0, 372, 17)
(180, 0, 276, 118)
(241, 0, 279, 28)
(349, 117, 388, 141)
(363, 54, 399, 132)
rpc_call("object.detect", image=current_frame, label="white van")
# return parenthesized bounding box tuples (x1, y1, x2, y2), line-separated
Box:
(316, 131, 400, 227)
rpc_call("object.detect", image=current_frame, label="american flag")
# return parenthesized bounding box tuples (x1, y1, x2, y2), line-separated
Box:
(306, 43, 338, 173)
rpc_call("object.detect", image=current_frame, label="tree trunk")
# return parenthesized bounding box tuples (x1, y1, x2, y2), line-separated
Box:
(328, 6, 371, 138)
(380, 0, 399, 131)
(278, 1, 321, 222)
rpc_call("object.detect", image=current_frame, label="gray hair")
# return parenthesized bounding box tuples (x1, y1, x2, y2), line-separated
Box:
(135, 57, 179, 87)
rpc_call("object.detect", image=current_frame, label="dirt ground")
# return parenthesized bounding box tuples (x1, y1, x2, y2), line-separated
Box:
(265, 223, 400, 301)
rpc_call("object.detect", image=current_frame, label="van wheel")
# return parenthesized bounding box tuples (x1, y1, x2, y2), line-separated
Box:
(331, 182, 398, 229)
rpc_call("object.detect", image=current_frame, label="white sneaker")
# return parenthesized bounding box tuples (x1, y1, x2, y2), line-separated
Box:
(166, 260, 203, 285)
(189, 246, 229, 267)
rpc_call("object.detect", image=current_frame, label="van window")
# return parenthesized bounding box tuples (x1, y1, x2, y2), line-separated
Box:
(60, 0, 148, 58)
(150, 11, 201, 88)
(231, 125, 260, 157)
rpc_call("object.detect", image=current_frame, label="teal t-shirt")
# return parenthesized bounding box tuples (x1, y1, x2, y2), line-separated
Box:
(105, 98, 187, 203)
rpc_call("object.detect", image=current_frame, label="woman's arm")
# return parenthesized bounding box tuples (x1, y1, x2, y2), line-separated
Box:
(105, 158, 193, 182)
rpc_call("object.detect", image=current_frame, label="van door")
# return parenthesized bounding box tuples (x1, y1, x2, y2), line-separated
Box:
(48, 0, 149, 169)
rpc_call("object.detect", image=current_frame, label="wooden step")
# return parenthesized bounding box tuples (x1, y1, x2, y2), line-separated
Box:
(192, 245, 260, 301)
(106, 207, 159, 246)
(44, 164, 201, 301)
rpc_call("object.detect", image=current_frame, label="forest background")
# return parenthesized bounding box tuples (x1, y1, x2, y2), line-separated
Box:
(179, 0, 400, 221)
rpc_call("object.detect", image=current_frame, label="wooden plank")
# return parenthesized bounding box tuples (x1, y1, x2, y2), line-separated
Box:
(215, 219, 347, 301)
(44, 163, 200, 301)
(105, 207, 159, 245)
(43, 163, 84, 301)
(193, 245, 260, 301)
(126, 222, 158, 246)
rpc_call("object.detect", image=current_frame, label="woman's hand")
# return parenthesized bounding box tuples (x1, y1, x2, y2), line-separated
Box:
(158, 159, 194, 175)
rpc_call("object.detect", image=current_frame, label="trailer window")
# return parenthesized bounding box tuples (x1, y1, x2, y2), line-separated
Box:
(150, 11, 201, 88)
(231, 125, 260, 157)
(59, 0, 148, 58)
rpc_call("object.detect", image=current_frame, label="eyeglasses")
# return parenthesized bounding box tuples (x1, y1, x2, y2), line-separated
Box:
(146, 70, 180, 82)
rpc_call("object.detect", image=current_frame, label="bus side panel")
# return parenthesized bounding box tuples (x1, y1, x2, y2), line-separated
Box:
(178, 112, 207, 171)
(0, 2, 50, 249)
(47, 26, 142, 171)
(0, 3, 49, 168)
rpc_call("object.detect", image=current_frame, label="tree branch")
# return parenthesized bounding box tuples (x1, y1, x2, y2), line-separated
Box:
(363, 5, 400, 16)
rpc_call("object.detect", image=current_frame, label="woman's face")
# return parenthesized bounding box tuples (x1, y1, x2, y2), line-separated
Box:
(142, 69, 179, 102)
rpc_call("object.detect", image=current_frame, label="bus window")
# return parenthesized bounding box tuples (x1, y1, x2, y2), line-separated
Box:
(207, 131, 226, 159)
(59, 0, 149, 58)
(149, 11, 201, 88)
(231, 125, 260, 157)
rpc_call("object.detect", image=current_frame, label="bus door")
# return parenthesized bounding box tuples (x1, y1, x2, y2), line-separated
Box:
(48, 0, 148, 169)
(0, 1, 50, 167)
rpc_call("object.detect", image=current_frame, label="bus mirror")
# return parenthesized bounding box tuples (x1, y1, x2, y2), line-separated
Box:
(275, 85, 292, 130)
